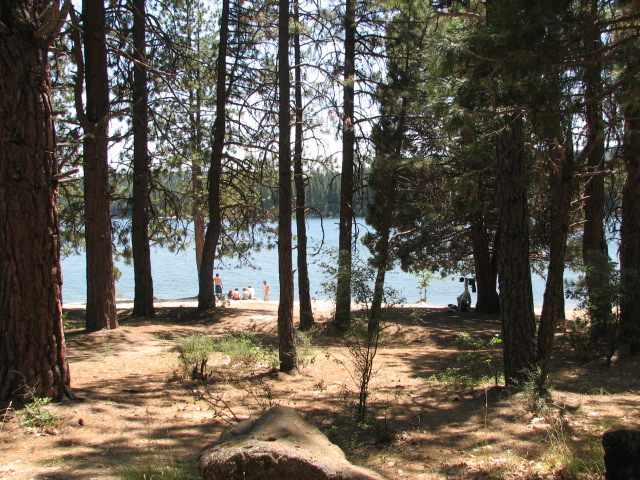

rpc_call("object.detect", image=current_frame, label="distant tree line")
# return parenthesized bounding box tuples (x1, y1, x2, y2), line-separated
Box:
(106, 169, 369, 219)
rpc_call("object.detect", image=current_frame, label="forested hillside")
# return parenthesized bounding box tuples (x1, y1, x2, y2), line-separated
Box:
(107, 169, 367, 219)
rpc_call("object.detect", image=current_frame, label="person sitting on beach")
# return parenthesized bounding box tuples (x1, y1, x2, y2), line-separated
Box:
(247, 285, 255, 299)
(242, 288, 249, 300)
(227, 290, 233, 299)
(457, 279, 472, 312)
(231, 288, 241, 300)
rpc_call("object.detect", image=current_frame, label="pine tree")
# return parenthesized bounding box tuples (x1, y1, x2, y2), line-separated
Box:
(277, 0, 297, 372)
(79, 0, 118, 331)
(131, 0, 155, 317)
(0, 0, 72, 401)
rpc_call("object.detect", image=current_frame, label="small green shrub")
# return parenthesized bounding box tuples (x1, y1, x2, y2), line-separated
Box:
(120, 458, 199, 480)
(543, 415, 604, 479)
(521, 367, 552, 413)
(436, 332, 503, 388)
(214, 332, 264, 365)
(345, 320, 383, 423)
(177, 333, 216, 380)
(296, 330, 316, 367)
(325, 423, 364, 455)
(20, 397, 59, 432)
(565, 251, 620, 365)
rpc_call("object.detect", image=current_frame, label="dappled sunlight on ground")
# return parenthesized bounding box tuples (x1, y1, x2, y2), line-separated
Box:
(1, 300, 637, 479)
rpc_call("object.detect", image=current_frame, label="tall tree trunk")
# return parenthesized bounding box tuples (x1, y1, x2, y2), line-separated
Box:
(0, 0, 72, 401)
(278, 0, 297, 371)
(537, 138, 575, 387)
(191, 100, 205, 278)
(131, 0, 155, 317)
(193, 168, 205, 276)
(198, 0, 228, 310)
(369, 95, 407, 332)
(186, 3, 206, 277)
(293, 0, 314, 331)
(582, 0, 609, 325)
(83, 0, 117, 331)
(334, 0, 356, 332)
(620, 103, 640, 356)
(368, 186, 395, 334)
(471, 213, 500, 314)
(495, 118, 536, 386)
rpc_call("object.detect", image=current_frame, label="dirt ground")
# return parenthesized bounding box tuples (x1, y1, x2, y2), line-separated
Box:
(1, 299, 639, 480)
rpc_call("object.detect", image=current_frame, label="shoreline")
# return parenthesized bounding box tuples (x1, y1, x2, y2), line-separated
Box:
(62, 297, 447, 313)
(62, 298, 549, 316)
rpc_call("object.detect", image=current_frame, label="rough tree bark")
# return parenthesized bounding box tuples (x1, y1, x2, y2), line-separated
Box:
(293, 0, 314, 331)
(470, 212, 500, 314)
(334, 0, 356, 332)
(82, 0, 117, 331)
(620, 103, 640, 356)
(131, 0, 155, 317)
(537, 136, 576, 387)
(198, 0, 227, 310)
(0, 0, 72, 401)
(277, 0, 297, 372)
(495, 118, 537, 386)
(582, 1, 609, 332)
(190, 86, 205, 277)
(193, 167, 205, 276)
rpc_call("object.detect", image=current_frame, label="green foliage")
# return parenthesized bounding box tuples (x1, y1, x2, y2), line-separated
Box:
(213, 332, 266, 366)
(178, 332, 279, 379)
(325, 415, 395, 455)
(560, 315, 592, 365)
(120, 458, 200, 480)
(177, 334, 216, 380)
(539, 409, 605, 479)
(319, 250, 405, 311)
(565, 251, 620, 365)
(19, 397, 59, 432)
(295, 330, 316, 368)
(345, 320, 383, 423)
(324, 423, 365, 455)
(262, 168, 372, 219)
(521, 366, 552, 413)
(435, 332, 503, 388)
(414, 270, 443, 303)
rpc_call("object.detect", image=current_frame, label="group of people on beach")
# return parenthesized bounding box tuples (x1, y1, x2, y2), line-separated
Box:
(213, 274, 270, 301)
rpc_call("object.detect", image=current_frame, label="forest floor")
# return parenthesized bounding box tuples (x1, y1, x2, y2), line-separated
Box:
(1, 299, 639, 480)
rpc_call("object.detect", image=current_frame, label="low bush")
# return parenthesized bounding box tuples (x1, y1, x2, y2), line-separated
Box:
(435, 332, 503, 388)
(19, 397, 59, 433)
(214, 332, 265, 366)
(177, 333, 216, 380)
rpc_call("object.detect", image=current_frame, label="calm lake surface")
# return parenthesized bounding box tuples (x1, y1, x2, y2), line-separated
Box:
(61, 218, 580, 308)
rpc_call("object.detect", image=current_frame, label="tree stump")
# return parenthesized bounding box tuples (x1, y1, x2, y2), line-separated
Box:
(603, 428, 640, 480)
(198, 405, 387, 480)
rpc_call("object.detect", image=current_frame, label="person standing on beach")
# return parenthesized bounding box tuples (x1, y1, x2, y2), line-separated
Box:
(263, 280, 270, 301)
(214, 274, 223, 298)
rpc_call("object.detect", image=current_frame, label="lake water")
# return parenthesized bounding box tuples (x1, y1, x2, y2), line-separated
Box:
(61, 217, 580, 308)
